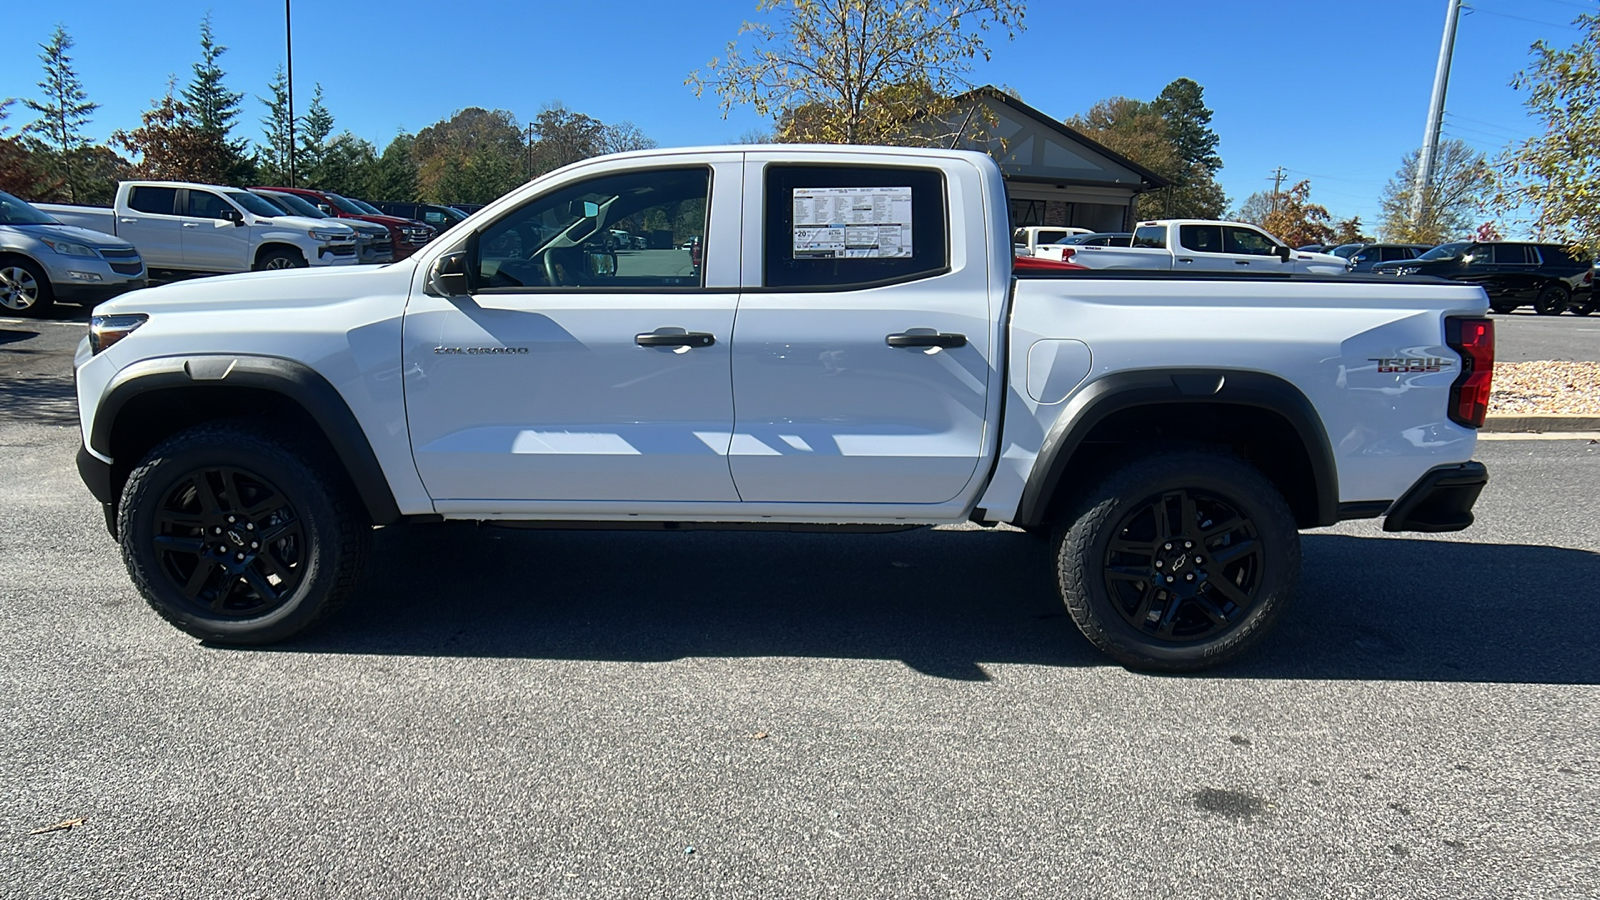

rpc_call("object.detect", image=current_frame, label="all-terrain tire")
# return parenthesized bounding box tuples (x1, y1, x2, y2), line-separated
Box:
(118, 422, 370, 644)
(1053, 448, 1300, 672)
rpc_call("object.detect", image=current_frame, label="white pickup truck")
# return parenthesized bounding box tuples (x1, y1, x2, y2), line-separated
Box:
(40, 181, 360, 276)
(1013, 225, 1092, 257)
(1038, 219, 1350, 275)
(73, 146, 1494, 672)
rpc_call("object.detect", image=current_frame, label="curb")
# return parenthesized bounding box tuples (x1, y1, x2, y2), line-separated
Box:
(1483, 414, 1600, 433)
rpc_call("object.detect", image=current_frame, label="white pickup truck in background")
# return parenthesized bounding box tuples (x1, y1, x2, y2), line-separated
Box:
(40, 181, 360, 276)
(1013, 225, 1091, 257)
(1038, 219, 1349, 275)
(74, 146, 1493, 673)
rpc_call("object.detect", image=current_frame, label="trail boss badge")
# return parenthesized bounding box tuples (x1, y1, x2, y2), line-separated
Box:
(1369, 356, 1452, 373)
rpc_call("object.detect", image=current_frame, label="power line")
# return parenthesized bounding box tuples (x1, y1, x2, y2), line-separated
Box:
(1463, 4, 1585, 29)
(1440, 120, 1522, 142)
(1443, 112, 1529, 136)
(1283, 167, 1387, 187)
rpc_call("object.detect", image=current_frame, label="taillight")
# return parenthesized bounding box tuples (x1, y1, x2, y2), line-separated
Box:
(1059, 247, 1076, 262)
(1585, 270, 1593, 285)
(1445, 317, 1494, 428)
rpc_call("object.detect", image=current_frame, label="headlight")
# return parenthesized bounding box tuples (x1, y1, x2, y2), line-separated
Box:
(308, 229, 347, 241)
(42, 238, 98, 258)
(89, 314, 148, 354)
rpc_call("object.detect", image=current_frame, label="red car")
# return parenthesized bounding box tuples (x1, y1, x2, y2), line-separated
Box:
(254, 187, 435, 261)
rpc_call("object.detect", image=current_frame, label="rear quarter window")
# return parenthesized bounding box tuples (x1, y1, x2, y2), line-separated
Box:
(763, 164, 948, 290)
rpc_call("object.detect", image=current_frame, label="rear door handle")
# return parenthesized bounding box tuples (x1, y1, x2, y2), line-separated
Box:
(119, 217, 138, 224)
(1235, 260, 1250, 265)
(1177, 258, 1194, 264)
(886, 332, 967, 349)
(636, 331, 715, 348)
(182, 222, 200, 228)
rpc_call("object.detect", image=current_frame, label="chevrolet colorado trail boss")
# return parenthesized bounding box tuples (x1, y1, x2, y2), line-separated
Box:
(74, 146, 1493, 671)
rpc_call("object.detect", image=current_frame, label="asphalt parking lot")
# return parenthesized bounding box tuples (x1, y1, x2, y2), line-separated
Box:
(2, 309, 1597, 898)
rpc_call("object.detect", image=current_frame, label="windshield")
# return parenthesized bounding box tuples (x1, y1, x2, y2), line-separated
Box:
(1418, 242, 1468, 261)
(326, 193, 367, 215)
(1328, 243, 1362, 258)
(0, 191, 59, 225)
(255, 190, 328, 219)
(349, 198, 383, 216)
(226, 191, 289, 218)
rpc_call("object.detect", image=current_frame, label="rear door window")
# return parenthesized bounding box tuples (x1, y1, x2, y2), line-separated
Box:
(762, 164, 948, 290)
(1179, 225, 1224, 254)
(1132, 225, 1166, 249)
(127, 186, 178, 215)
(1493, 244, 1533, 265)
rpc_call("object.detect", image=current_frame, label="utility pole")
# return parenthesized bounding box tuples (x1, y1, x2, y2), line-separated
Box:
(1269, 167, 1286, 217)
(286, 0, 297, 187)
(1412, 0, 1463, 225)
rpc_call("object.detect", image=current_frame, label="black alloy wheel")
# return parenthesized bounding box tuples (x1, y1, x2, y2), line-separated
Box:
(1533, 284, 1569, 316)
(119, 422, 369, 644)
(1101, 489, 1263, 643)
(1053, 449, 1299, 672)
(151, 465, 305, 618)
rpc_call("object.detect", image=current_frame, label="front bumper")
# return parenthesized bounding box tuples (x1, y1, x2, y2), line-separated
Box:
(53, 276, 149, 305)
(1383, 461, 1488, 533)
(77, 444, 118, 536)
(311, 241, 361, 266)
(40, 254, 148, 305)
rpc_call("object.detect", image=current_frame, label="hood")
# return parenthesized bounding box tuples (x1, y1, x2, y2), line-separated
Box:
(257, 214, 354, 233)
(1293, 250, 1346, 265)
(347, 219, 390, 237)
(352, 213, 421, 228)
(95, 258, 418, 315)
(10, 222, 138, 251)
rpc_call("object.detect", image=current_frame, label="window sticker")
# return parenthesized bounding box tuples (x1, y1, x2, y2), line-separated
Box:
(792, 186, 913, 259)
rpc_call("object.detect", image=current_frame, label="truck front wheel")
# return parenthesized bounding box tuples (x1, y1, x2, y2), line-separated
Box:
(117, 423, 370, 644)
(1052, 450, 1300, 672)
(256, 248, 308, 271)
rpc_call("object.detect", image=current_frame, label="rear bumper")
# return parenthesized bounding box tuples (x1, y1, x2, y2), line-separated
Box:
(1383, 461, 1488, 533)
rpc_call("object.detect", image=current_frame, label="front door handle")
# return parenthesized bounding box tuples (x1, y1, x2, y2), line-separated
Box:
(1235, 260, 1251, 265)
(886, 331, 967, 349)
(636, 331, 715, 348)
(1177, 258, 1194, 264)
(182, 222, 201, 228)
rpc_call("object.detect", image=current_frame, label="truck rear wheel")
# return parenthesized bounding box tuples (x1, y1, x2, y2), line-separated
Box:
(1533, 284, 1568, 316)
(117, 422, 370, 644)
(1052, 449, 1300, 672)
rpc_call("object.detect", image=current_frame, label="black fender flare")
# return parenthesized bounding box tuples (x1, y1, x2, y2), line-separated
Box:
(1013, 368, 1339, 529)
(90, 354, 401, 525)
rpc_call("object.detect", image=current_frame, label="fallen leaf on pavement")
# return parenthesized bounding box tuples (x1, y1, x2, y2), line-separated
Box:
(29, 818, 87, 835)
(749, 731, 769, 740)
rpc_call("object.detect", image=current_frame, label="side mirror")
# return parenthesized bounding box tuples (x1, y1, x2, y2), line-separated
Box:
(223, 207, 245, 226)
(428, 249, 471, 297)
(587, 250, 616, 277)
(318, 204, 334, 214)
(1275, 245, 1293, 262)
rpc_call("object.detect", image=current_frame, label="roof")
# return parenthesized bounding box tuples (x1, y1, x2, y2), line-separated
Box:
(953, 87, 1171, 191)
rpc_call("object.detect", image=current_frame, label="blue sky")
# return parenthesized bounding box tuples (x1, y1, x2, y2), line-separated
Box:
(1, 0, 1588, 234)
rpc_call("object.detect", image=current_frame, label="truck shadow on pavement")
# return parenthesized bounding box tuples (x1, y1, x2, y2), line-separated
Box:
(0, 374, 79, 427)
(279, 523, 1600, 685)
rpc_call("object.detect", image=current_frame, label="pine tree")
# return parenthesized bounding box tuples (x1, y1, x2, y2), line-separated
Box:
(182, 15, 252, 184)
(298, 84, 335, 185)
(23, 25, 99, 202)
(256, 66, 296, 185)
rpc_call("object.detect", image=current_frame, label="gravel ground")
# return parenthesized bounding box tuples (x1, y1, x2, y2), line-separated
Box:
(1490, 361, 1600, 416)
